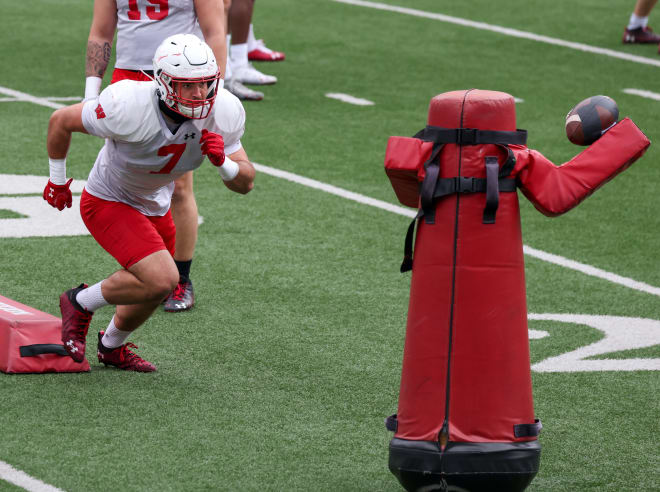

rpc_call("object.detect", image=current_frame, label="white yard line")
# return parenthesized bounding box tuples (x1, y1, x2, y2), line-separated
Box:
(325, 93, 374, 106)
(523, 246, 660, 297)
(0, 461, 64, 492)
(253, 163, 415, 217)
(332, 0, 660, 68)
(43, 97, 81, 101)
(0, 96, 80, 103)
(622, 88, 660, 100)
(254, 162, 660, 298)
(0, 87, 65, 109)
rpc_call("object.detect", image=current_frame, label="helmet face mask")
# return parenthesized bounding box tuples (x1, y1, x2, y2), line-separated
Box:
(153, 34, 220, 119)
(158, 72, 220, 119)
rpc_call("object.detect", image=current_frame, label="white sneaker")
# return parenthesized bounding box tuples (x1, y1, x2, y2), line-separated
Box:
(225, 78, 264, 101)
(231, 63, 277, 85)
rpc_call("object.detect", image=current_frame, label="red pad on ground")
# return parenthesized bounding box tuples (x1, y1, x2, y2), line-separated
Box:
(0, 294, 90, 373)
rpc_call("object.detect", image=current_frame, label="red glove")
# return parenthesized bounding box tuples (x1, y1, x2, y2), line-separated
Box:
(43, 178, 73, 211)
(200, 129, 225, 167)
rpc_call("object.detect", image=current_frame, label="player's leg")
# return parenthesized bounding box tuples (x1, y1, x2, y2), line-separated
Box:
(623, 0, 660, 43)
(61, 253, 177, 365)
(99, 250, 179, 307)
(229, 0, 252, 46)
(225, 0, 265, 99)
(634, 0, 658, 18)
(97, 209, 179, 371)
(97, 250, 179, 372)
(61, 190, 177, 368)
(246, 0, 285, 64)
(224, 0, 232, 25)
(164, 171, 198, 312)
(229, 0, 276, 86)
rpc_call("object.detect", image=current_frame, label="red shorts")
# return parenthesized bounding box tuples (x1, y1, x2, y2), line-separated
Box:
(80, 189, 176, 269)
(110, 68, 154, 84)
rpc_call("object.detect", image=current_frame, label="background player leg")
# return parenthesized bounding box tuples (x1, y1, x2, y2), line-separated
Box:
(224, 0, 264, 100)
(229, 0, 277, 86)
(165, 171, 197, 312)
(623, 0, 660, 43)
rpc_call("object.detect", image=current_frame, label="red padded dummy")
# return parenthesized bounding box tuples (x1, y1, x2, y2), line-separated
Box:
(384, 89, 649, 492)
(0, 294, 90, 373)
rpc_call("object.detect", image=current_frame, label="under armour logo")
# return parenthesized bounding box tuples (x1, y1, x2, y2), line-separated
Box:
(184, 132, 196, 140)
(66, 340, 78, 353)
(48, 188, 54, 198)
(95, 104, 106, 119)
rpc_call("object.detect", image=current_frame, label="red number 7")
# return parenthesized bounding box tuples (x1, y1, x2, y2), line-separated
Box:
(150, 143, 186, 174)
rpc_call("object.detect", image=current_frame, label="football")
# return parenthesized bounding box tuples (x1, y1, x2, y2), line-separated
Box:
(565, 95, 619, 146)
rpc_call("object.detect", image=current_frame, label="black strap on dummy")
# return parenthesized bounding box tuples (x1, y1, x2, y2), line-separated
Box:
(19, 344, 68, 357)
(399, 173, 517, 272)
(418, 143, 445, 224)
(483, 143, 518, 223)
(430, 175, 517, 199)
(399, 127, 525, 272)
(514, 419, 543, 438)
(414, 126, 526, 224)
(414, 126, 527, 146)
(483, 156, 501, 224)
(385, 414, 398, 432)
(401, 209, 423, 272)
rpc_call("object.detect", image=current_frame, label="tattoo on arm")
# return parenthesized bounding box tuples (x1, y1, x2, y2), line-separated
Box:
(85, 41, 111, 78)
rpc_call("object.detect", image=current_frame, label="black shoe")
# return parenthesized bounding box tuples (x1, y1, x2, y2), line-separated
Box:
(163, 279, 195, 312)
(623, 26, 660, 44)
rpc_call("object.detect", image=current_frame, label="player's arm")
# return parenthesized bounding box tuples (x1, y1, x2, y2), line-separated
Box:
(43, 103, 89, 210)
(199, 129, 254, 194)
(85, 0, 118, 100)
(224, 147, 255, 194)
(194, 0, 227, 79)
(48, 103, 89, 159)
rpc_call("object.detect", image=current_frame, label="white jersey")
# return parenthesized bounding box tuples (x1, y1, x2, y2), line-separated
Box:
(115, 0, 202, 71)
(81, 80, 245, 216)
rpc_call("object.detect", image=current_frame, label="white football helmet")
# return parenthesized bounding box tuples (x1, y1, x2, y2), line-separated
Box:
(153, 33, 220, 119)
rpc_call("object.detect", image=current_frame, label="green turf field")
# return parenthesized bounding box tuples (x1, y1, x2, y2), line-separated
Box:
(0, 1, 658, 490)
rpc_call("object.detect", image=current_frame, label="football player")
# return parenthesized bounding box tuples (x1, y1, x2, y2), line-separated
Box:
(45, 34, 255, 371)
(85, 0, 238, 315)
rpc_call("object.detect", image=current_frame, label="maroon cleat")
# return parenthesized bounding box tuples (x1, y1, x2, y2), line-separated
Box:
(163, 279, 194, 312)
(248, 39, 285, 62)
(622, 26, 660, 44)
(97, 332, 157, 372)
(60, 283, 93, 363)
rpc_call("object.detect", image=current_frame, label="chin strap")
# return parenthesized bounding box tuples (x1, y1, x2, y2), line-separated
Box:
(157, 97, 190, 124)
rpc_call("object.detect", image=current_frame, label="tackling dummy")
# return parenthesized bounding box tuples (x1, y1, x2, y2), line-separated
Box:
(383, 89, 650, 492)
